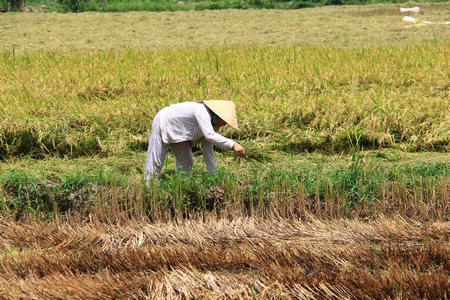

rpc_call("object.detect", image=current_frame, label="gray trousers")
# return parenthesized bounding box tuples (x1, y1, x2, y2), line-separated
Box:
(145, 113, 194, 184)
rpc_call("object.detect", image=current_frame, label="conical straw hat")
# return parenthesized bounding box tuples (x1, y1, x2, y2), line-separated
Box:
(203, 100, 239, 130)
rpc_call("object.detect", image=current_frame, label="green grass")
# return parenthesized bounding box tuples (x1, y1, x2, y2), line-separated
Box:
(1, 150, 448, 220)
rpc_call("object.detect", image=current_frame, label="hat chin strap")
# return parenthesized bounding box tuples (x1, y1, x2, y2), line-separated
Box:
(212, 114, 219, 125)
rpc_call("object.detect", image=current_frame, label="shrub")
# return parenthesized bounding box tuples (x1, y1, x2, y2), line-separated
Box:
(57, 0, 88, 12)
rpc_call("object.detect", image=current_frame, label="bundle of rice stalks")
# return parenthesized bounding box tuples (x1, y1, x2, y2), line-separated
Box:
(236, 147, 273, 163)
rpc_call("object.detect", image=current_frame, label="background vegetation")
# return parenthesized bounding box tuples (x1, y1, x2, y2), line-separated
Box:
(16, 0, 450, 12)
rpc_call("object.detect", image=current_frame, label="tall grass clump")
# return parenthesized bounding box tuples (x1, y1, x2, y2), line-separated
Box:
(0, 169, 95, 218)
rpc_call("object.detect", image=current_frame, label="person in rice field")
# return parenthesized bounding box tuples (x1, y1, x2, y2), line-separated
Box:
(145, 100, 245, 184)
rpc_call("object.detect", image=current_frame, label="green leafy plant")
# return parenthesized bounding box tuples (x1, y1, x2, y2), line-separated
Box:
(57, 0, 88, 12)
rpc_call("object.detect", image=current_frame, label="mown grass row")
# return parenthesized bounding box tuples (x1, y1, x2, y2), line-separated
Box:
(1, 42, 449, 160)
(1, 216, 448, 299)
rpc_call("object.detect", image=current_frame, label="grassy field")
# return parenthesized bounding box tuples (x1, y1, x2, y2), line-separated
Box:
(3, 3, 450, 50)
(0, 3, 449, 299)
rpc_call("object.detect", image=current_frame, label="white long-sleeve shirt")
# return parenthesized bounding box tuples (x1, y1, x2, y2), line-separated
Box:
(159, 102, 236, 172)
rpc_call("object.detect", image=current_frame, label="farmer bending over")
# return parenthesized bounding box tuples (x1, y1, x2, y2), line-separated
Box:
(145, 100, 245, 183)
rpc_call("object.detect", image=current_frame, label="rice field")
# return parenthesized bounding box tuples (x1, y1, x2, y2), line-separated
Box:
(3, 3, 450, 51)
(0, 3, 449, 299)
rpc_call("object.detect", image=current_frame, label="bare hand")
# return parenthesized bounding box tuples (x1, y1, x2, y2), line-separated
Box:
(233, 143, 245, 157)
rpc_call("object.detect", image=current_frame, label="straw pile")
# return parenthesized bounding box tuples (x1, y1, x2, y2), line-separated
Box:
(0, 215, 448, 299)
